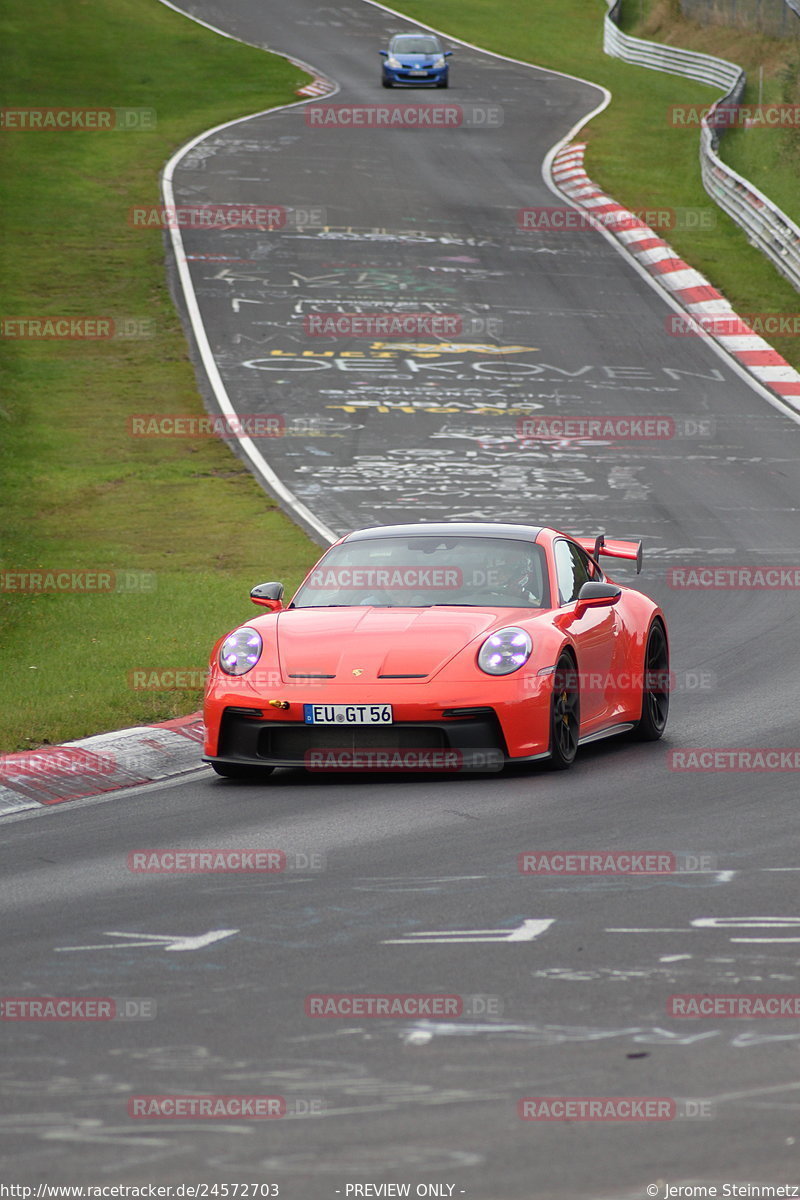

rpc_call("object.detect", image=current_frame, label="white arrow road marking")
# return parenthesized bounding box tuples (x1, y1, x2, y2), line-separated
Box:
(730, 938, 800, 943)
(383, 918, 554, 945)
(694, 916, 800, 943)
(608, 917, 800, 943)
(692, 917, 800, 927)
(55, 930, 238, 953)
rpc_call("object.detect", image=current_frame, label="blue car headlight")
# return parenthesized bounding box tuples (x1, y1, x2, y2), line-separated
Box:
(219, 628, 262, 676)
(478, 627, 532, 676)
(432, 55, 446, 68)
(386, 55, 401, 68)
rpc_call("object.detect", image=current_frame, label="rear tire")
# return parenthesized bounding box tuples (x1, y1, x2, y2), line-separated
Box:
(631, 620, 669, 741)
(210, 762, 275, 780)
(545, 654, 580, 770)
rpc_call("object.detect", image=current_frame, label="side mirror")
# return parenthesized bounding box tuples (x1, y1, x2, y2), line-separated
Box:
(379, 49, 388, 56)
(250, 581, 284, 612)
(444, 50, 453, 56)
(574, 581, 621, 618)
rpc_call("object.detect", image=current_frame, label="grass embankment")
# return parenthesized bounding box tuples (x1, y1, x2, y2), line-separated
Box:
(625, 0, 800, 229)
(0, 0, 321, 752)
(388, 0, 800, 364)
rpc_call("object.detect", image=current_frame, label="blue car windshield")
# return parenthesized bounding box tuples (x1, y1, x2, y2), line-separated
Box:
(292, 536, 549, 609)
(390, 36, 441, 54)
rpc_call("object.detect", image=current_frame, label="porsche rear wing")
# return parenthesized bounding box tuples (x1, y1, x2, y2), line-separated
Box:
(575, 534, 643, 574)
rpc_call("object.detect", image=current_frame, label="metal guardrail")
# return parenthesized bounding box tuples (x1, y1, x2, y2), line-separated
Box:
(604, 0, 800, 293)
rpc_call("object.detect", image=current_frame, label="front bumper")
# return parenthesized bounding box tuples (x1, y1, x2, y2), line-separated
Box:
(204, 676, 554, 771)
(382, 66, 448, 86)
(206, 708, 519, 771)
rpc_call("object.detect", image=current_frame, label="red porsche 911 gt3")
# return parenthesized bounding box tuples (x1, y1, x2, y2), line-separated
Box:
(203, 522, 669, 779)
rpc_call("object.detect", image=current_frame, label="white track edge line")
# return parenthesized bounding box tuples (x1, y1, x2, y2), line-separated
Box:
(156, 1, 339, 543)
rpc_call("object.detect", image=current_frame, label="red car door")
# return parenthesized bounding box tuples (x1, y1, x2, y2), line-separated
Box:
(553, 538, 621, 729)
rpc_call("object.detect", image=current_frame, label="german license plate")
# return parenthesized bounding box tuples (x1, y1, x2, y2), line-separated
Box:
(409, 70, 428, 76)
(303, 703, 393, 725)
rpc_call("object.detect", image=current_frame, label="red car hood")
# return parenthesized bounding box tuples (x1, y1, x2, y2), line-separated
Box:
(272, 606, 527, 681)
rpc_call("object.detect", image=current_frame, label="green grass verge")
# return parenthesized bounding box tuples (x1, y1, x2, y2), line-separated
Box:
(628, 0, 800, 229)
(0, 0, 322, 753)
(387, 0, 800, 364)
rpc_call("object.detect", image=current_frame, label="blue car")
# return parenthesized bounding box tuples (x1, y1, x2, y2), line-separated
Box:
(380, 33, 452, 89)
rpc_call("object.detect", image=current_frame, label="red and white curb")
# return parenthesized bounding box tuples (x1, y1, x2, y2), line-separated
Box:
(296, 78, 335, 98)
(0, 713, 204, 815)
(293, 67, 335, 98)
(550, 143, 800, 413)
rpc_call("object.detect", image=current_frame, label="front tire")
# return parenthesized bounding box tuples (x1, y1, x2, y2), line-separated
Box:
(210, 762, 275, 780)
(631, 620, 669, 741)
(546, 654, 580, 770)
(382, 79, 392, 88)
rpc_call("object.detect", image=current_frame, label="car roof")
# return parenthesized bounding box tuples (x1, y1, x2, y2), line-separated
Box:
(390, 32, 441, 43)
(343, 522, 544, 543)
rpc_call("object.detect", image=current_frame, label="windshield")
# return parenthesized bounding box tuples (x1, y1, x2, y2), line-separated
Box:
(292, 536, 549, 609)
(390, 36, 441, 54)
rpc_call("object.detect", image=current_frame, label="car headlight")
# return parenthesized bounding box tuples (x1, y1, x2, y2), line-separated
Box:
(386, 55, 401, 68)
(219, 628, 262, 676)
(432, 55, 446, 67)
(478, 627, 532, 676)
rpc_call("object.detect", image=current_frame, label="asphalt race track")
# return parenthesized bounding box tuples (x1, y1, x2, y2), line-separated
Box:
(2, 1, 799, 1196)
